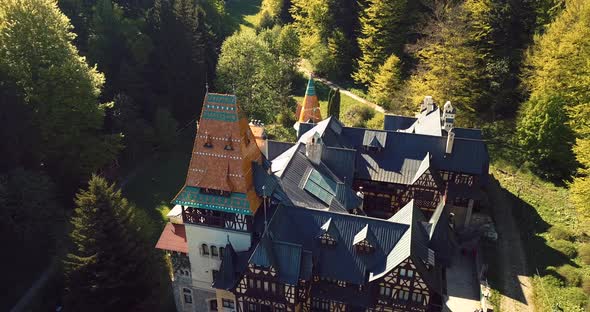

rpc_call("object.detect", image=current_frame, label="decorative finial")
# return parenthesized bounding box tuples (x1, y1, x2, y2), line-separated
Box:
(205, 82, 209, 93)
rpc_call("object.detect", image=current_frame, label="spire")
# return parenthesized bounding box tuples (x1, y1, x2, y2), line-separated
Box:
(181, 93, 263, 214)
(295, 75, 322, 123)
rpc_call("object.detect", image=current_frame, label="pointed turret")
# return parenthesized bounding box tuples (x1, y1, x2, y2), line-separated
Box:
(173, 93, 263, 214)
(295, 75, 322, 123)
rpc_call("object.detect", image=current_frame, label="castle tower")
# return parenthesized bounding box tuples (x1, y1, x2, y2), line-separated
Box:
(295, 75, 322, 123)
(441, 101, 456, 132)
(157, 93, 263, 312)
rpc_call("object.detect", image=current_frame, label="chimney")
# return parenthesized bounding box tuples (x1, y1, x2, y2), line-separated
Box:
(441, 101, 455, 132)
(305, 132, 323, 165)
(423, 96, 435, 113)
(446, 129, 455, 155)
(249, 121, 268, 158)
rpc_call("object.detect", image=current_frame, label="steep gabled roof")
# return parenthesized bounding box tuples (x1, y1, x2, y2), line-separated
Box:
(175, 93, 263, 213)
(295, 77, 322, 123)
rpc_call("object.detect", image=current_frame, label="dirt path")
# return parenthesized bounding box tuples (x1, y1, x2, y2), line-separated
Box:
(489, 177, 535, 312)
(298, 66, 386, 113)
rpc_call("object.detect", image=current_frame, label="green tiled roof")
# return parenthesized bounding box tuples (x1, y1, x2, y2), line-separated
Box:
(305, 78, 316, 96)
(207, 94, 237, 105)
(202, 110, 238, 122)
(173, 186, 252, 215)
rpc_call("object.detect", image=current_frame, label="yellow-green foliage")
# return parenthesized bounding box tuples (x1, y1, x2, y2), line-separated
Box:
(0, 0, 121, 180)
(517, 0, 590, 182)
(368, 55, 408, 114)
(354, 0, 408, 85)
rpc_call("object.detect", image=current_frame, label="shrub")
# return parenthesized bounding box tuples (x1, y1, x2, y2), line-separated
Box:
(549, 225, 576, 241)
(550, 239, 578, 258)
(583, 276, 590, 295)
(579, 243, 590, 265)
(366, 114, 384, 130)
(344, 105, 375, 128)
(556, 265, 582, 287)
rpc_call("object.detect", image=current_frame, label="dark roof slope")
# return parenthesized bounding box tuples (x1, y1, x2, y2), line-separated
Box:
(384, 115, 417, 131)
(267, 140, 295, 160)
(265, 205, 409, 285)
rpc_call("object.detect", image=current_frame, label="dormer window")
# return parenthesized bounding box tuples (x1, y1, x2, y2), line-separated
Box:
(320, 233, 336, 246)
(353, 224, 375, 253)
(204, 134, 213, 148)
(354, 239, 374, 253)
(224, 136, 233, 150)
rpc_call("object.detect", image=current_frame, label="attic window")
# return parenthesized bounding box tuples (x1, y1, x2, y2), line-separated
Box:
(204, 134, 213, 148)
(224, 136, 233, 150)
(319, 233, 336, 246)
(354, 240, 374, 253)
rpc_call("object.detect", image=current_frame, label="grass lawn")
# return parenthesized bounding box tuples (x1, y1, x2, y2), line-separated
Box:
(225, 0, 262, 32)
(488, 149, 590, 311)
(291, 74, 384, 128)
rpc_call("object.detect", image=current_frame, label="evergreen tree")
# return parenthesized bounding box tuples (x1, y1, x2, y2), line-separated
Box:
(368, 54, 405, 113)
(63, 176, 160, 311)
(354, 0, 410, 85)
(0, 0, 122, 186)
(405, 4, 484, 124)
(517, 0, 590, 180)
(328, 89, 341, 120)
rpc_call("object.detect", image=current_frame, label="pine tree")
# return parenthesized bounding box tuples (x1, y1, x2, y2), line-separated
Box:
(368, 54, 405, 113)
(405, 4, 484, 125)
(354, 0, 409, 85)
(63, 175, 160, 311)
(516, 0, 590, 180)
(328, 89, 341, 119)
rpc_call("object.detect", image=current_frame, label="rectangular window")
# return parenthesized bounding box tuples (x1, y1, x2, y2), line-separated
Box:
(256, 280, 262, 289)
(407, 270, 414, 278)
(248, 303, 257, 312)
(222, 299, 235, 308)
(400, 268, 406, 276)
(248, 278, 254, 289)
(271, 282, 277, 294)
(412, 293, 423, 303)
(183, 288, 193, 304)
(263, 281, 269, 291)
(210, 299, 218, 311)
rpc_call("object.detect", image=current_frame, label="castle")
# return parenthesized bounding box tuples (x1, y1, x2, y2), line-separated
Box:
(156, 78, 489, 312)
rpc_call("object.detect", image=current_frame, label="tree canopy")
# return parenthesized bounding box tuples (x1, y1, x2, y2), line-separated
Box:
(0, 0, 121, 185)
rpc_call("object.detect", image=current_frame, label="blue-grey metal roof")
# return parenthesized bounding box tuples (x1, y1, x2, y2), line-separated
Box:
(274, 144, 361, 213)
(267, 140, 295, 160)
(249, 234, 303, 284)
(452, 128, 483, 140)
(321, 146, 356, 183)
(384, 115, 417, 131)
(264, 205, 409, 285)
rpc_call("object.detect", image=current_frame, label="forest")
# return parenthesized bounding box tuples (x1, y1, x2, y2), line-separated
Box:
(0, 0, 589, 311)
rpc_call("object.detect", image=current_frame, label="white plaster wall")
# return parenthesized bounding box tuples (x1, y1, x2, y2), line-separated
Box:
(185, 224, 252, 291)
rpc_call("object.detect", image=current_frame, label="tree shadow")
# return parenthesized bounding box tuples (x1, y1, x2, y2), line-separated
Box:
(482, 176, 578, 306)
(225, 0, 262, 32)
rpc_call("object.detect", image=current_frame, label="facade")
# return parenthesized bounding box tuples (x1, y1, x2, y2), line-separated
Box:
(156, 94, 489, 312)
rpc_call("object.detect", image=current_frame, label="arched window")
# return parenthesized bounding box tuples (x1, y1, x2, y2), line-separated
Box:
(211, 246, 218, 257)
(202, 243, 209, 255)
(219, 247, 225, 259)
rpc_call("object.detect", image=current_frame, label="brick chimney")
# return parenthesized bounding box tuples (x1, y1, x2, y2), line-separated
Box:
(305, 132, 323, 165)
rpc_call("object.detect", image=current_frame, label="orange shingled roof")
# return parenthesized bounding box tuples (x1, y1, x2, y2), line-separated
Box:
(155, 223, 188, 253)
(183, 93, 262, 213)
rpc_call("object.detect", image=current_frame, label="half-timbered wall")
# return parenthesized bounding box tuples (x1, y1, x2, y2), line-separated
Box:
(370, 258, 433, 312)
(235, 264, 298, 312)
(182, 206, 252, 232)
